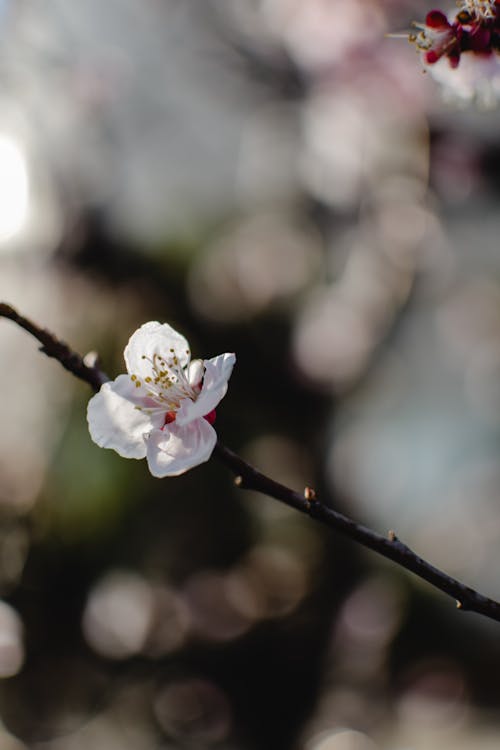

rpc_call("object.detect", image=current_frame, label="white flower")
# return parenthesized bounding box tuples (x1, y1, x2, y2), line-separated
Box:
(87, 322, 236, 477)
(426, 52, 500, 107)
(457, 0, 497, 20)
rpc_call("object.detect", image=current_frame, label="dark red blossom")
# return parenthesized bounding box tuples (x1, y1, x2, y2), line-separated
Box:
(410, 1, 500, 69)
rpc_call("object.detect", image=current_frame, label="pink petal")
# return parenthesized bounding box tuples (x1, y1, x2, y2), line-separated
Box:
(146, 420, 217, 477)
(87, 374, 161, 459)
(175, 352, 236, 427)
(124, 321, 191, 380)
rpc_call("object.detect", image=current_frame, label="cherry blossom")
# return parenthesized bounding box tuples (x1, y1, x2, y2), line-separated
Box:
(87, 322, 235, 477)
(410, 11, 462, 68)
(408, 0, 500, 103)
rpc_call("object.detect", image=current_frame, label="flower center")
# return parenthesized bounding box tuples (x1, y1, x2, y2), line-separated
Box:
(457, 0, 497, 20)
(131, 347, 201, 415)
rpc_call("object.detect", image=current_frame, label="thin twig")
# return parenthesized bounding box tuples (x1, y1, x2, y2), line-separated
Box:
(0, 303, 107, 391)
(2, 301, 500, 624)
(214, 443, 500, 623)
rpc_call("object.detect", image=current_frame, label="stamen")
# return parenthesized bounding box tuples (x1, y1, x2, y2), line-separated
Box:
(134, 345, 199, 417)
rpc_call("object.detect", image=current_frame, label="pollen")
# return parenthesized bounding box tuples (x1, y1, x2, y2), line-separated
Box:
(457, 0, 497, 20)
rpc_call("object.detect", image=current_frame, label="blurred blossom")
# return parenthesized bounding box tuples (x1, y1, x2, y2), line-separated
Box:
(299, 75, 428, 211)
(431, 133, 482, 203)
(237, 104, 302, 206)
(0, 0, 261, 244)
(426, 53, 500, 107)
(0, 601, 23, 677)
(409, 1, 500, 106)
(258, 0, 385, 73)
(328, 578, 405, 688)
(181, 569, 254, 641)
(306, 728, 379, 750)
(301, 581, 403, 747)
(82, 570, 155, 659)
(336, 577, 405, 653)
(45, 684, 157, 750)
(293, 227, 416, 389)
(143, 585, 190, 657)
(294, 286, 377, 388)
(153, 677, 231, 744)
(232, 544, 309, 619)
(299, 89, 394, 210)
(303, 688, 383, 746)
(436, 278, 500, 370)
(0, 135, 28, 243)
(181, 545, 308, 640)
(300, 92, 366, 211)
(189, 214, 321, 322)
(397, 660, 468, 730)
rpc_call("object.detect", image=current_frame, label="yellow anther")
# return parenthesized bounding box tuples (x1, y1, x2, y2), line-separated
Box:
(131, 374, 137, 381)
(145, 376, 152, 383)
(135, 381, 141, 388)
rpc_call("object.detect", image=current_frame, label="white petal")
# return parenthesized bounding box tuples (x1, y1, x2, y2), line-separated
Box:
(146, 419, 217, 477)
(187, 359, 204, 388)
(124, 321, 191, 380)
(87, 374, 161, 459)
(176, 352, 236, 426)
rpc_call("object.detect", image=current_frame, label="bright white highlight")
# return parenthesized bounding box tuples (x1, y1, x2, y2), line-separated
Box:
(0, 136, 28, 242)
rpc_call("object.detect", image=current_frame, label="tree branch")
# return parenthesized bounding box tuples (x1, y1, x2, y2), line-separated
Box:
(214, 442, 500, 622)
(2, 301, 500, 624)
(0, 303, 107, 392)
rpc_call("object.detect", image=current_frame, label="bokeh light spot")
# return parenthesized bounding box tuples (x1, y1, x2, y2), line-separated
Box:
(82, 570, 154, 659)
(0, 135, 28, 243)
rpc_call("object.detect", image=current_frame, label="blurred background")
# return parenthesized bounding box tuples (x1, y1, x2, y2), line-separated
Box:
(1, 0, 500, 748)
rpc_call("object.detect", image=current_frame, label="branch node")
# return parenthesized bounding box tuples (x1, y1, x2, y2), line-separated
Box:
(234, 475, 243, 487)
(456, 600, 464, 610)
(388, 529, 397, 542)
(84, 350, 101, 368)
(304, 486, 316, 502)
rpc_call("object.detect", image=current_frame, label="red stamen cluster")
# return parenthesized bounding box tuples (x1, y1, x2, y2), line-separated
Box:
(411, 2, 500, 68)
